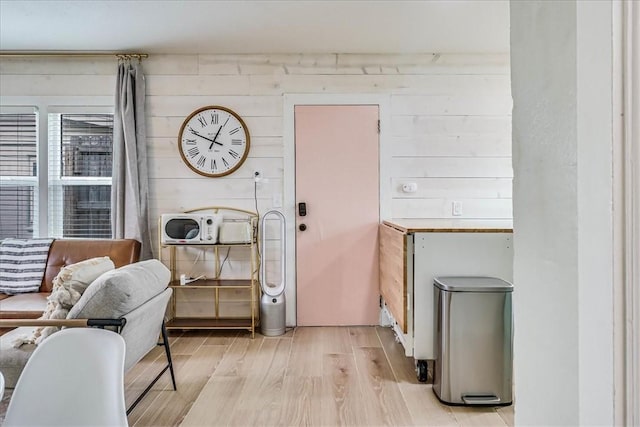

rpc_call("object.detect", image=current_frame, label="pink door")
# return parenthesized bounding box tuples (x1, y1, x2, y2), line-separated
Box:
(295, 105, 380, 326)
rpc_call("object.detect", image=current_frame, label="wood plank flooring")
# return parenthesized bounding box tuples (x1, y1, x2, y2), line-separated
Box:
(127, 326, 513, 427)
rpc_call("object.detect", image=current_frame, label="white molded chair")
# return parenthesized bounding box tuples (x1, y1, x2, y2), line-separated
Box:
(4, 328, 128, 426)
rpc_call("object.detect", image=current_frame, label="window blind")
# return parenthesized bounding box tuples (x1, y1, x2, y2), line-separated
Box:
(48, 113, 114, 238)
(0, 113, 38, 239)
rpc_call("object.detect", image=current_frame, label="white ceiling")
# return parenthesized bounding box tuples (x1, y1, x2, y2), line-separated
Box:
(0, 1, 510, 55)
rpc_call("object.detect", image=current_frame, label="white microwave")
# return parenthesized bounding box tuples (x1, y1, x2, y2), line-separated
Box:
(160, 214, 221, 245)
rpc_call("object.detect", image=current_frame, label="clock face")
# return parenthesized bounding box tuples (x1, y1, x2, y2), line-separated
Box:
(178, 106, 250, 177)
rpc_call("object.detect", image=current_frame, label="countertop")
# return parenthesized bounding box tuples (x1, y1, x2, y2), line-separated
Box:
(382, 219, 513, 233)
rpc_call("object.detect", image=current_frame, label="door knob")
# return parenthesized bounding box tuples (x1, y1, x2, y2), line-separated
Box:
(299, 224, 307, 231)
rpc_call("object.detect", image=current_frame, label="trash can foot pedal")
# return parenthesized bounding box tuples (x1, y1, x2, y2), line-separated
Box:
(461, 394, 501, 405)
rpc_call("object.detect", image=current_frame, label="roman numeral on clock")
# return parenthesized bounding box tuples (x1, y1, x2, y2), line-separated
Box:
(229, 127, 240, 135)
(222, 157, 229, 168)
(197, 156, 206, 168)
(211, 113, 218, 124)
(231, 139, 243, 145)
(212, 159, 217, 171)
(229, 149, 239, 159)
(188, 147, 200, 157)
(184, 139, 196, 145)
(197, 116, 207, 127)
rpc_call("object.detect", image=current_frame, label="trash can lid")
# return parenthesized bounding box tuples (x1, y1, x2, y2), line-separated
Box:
(434, 276, 513, 292)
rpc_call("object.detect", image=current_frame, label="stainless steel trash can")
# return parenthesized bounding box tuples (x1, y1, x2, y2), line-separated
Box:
(433, 276, 513, 406)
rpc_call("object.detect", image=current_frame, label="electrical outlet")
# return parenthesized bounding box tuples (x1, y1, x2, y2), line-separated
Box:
(452, 201, 463, 216)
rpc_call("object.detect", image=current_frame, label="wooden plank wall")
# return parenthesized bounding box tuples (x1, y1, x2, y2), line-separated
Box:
(0, 53, 512, 279)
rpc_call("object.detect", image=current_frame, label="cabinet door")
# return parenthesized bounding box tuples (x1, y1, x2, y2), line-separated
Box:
(412, 232, 513, 360)
(379, 224, 409, 333)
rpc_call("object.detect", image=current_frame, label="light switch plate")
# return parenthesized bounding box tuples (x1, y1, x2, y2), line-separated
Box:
(272, 193, 282, 208)
(452, 201, 463, 216)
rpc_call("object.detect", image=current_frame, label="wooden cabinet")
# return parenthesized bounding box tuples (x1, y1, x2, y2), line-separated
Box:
(379, 219, 513, 374)
(159, 207, 260, 337)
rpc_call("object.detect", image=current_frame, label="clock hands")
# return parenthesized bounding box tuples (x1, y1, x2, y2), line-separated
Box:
(208, 126, 223, 150)
(208, 116, 230, 149)
(189, 128, 223, 147)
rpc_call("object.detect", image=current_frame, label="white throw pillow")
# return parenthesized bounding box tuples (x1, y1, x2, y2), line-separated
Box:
(51, 256, 116, 296)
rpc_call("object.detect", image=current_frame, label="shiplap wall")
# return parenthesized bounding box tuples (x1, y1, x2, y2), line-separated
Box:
(0, 53, 512, 280)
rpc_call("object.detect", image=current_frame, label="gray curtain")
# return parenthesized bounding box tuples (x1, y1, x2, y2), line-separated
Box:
(111, 59, 152, 260)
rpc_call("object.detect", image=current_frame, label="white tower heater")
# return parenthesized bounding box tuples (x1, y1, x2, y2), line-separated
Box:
(260, 210, 286, 336)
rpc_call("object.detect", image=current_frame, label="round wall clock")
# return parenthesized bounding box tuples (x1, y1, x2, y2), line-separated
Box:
(178, 106, 250, 177)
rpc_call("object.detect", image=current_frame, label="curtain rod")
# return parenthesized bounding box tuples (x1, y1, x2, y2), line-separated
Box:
(0, 52, 148, 59)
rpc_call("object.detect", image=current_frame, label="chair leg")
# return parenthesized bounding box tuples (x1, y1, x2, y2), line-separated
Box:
(126, 321, 177, 415)
(161, 321, 177, 391)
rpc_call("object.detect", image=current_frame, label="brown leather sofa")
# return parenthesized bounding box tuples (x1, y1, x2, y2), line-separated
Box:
(0, 239, 141, 320)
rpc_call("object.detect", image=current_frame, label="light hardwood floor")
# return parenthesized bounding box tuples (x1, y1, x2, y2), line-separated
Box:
(126, 326, 513, 427)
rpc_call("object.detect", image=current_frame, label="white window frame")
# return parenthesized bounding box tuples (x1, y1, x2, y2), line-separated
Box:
(0, 96, 113, 237)
(0, 105, 41, 236)
(47, 106, 114, 238)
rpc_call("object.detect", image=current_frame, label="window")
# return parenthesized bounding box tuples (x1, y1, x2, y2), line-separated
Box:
(48, 113, 114, 238)
(0, 112, 38, 239)
(0, 109, 114, 240)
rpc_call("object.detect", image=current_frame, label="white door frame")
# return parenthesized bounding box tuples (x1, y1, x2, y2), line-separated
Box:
(613, 1, 640, 424)
(621, 1, 640, 423)
(283, 93, 391, 326)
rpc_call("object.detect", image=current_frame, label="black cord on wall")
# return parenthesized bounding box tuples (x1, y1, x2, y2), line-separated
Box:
(254, 179, 262, 270)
